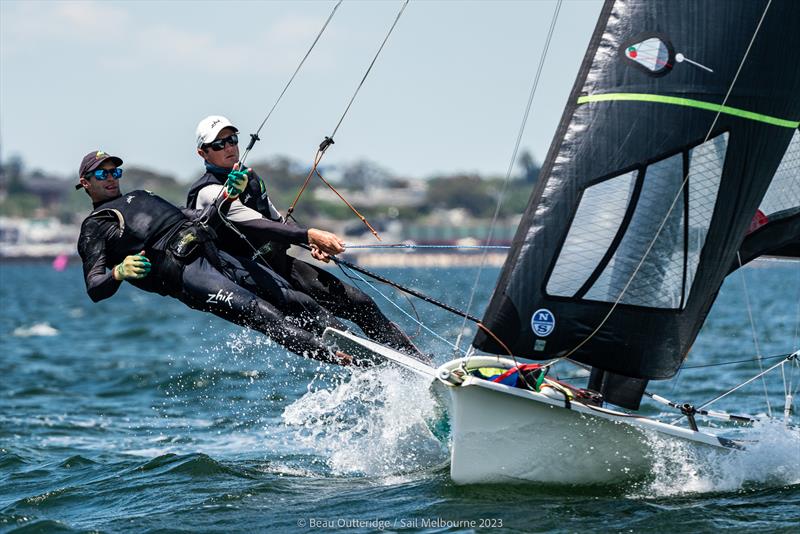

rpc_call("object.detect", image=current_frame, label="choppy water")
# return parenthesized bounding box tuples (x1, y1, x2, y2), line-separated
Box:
(1, 260, 798, 533)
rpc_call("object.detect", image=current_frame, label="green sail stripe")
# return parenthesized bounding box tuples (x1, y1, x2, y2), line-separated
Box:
(577, 93, 799, 128)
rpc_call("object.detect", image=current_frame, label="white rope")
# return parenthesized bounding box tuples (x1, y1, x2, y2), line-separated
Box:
(456, 0, 563, 355)
(672, 351, 798, 422)
(329, 0, 409, 140)
(737, 252, 772, 416)
(239, 0, 343, 166)
(337, 262, 465, 353)
(670, 354, 794, 425)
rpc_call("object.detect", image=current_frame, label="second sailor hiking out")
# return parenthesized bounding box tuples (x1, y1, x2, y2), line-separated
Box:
(186, 115, 425, 360)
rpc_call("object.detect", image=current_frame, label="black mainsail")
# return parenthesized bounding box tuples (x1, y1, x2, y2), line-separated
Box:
(473, 0, 800, 407)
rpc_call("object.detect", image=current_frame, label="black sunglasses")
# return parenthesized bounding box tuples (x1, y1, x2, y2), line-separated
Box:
(203, 134, 239, 152)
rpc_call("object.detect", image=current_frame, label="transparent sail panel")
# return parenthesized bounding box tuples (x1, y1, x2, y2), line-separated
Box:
(759, 129, 800, 217)
(547, 171, 637, 297)
(587, 153, 685, 308)
(624, 37, 670, 73)
(685, 133, 728, 303)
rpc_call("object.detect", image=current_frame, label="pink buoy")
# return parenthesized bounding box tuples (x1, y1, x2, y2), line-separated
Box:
(52, 254, 69, 271)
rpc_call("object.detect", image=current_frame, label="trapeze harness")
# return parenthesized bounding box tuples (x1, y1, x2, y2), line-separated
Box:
(78, 191, 346, 363)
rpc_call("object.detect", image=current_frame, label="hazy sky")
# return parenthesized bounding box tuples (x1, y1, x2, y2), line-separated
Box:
(1, 0, 603, 182)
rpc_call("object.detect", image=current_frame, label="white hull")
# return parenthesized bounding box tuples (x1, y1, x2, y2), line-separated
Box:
(448, 377, 649, 484)
(322, 329, 740, 485)
(441, 357, 738, 485)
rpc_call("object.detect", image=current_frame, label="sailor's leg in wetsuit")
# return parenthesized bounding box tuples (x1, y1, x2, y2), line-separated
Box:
(176, 255, 343, 363)
(214, 251, 346, 337)
(271, 253, 423, 358)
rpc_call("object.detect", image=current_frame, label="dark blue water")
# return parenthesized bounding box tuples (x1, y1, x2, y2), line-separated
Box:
(1, 261, 798, 533)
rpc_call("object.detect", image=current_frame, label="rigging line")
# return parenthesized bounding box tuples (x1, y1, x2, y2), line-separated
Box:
(670, 350, 797, 425)
(703, 0, 773, 138)
(737, 251, 772, 416)
(678, 352, 793, 370)
(781, 359, 788, 405)
(329, 0, 409, 141)
(309, 246, 481, 323)
(556, 0, 774, 363)
(286, 0, 408, 233)
(207, 3, 342, 216)
(455, 0, 563, 354)
(795, 265, 800, 351)
(239, 0, 343, 167)
(337, 261, 465, 353)
(334, 258, 423, 338)
(793, 266, 800, 396)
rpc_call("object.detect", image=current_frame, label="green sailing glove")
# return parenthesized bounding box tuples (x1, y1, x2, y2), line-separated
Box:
(114, 251, 151, 281)
(225, 168, 250, 198)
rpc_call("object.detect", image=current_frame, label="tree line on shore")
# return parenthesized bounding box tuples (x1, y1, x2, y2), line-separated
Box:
(0, 151, 540, 224)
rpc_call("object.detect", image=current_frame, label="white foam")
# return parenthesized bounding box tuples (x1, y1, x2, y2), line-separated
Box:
(636, 419, 800, 497)
(12, 322, 59, 337)
(282, 366, 448, 478)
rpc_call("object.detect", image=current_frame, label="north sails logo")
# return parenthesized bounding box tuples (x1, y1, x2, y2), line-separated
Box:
(531, 308, 555, 337)
(206, 289, 234, 308)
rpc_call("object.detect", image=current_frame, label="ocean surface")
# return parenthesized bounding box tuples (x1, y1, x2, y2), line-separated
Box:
(1, 260, 798, 533)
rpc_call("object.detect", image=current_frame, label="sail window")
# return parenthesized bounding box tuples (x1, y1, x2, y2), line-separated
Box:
(544, 133, 729, 308)
(586, 153, 686, 308)
(759, 129, 799, 218)
(685, 132, 729, 302)
(546, 171, 637, 297)
(624, 37, 672, 74)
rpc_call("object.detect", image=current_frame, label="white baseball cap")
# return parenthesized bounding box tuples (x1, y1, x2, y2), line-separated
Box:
(196, 115, 238, 148)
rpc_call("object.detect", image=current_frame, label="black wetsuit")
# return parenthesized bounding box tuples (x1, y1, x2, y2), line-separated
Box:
(78, 190, 344, 362)
(186, 167, 420, 355)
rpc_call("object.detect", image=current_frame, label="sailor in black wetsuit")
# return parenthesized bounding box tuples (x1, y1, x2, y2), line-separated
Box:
(75, 149, 351, 365)
(187, 115, 422, 357)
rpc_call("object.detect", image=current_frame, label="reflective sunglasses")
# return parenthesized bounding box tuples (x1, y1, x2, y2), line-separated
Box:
(204, 134, 239, 152)
(87, 168, 123, 180)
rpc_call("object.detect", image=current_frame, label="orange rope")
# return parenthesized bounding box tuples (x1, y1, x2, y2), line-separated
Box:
(286, 148, 325, 220)
(312, 166, 381, 241)
(286, 142, 382, 241)
(477, 322, 513, 357)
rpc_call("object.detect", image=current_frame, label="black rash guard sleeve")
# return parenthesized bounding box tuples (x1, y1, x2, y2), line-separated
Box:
(233, 217, 309, 247)
(77, 217, 122, 302)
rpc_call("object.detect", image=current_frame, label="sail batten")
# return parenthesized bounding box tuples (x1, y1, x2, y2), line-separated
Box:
(474, 0, 800, 385)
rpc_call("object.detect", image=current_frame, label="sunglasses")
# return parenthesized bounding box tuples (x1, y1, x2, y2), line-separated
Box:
(86, 168, 123, 180)
(203, 134, 239, 152)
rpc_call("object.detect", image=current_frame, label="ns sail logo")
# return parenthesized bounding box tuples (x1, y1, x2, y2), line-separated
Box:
(531, 308, 555, 337)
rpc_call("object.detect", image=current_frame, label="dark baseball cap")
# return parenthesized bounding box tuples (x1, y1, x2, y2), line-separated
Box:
(75, 150, 124, 190)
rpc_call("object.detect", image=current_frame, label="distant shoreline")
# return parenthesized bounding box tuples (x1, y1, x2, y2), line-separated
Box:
(0, 251, 510, 268)
(4, 254, 793, 269)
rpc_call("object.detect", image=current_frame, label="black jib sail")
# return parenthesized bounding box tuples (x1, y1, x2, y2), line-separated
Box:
(473, 0, 800, 408)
